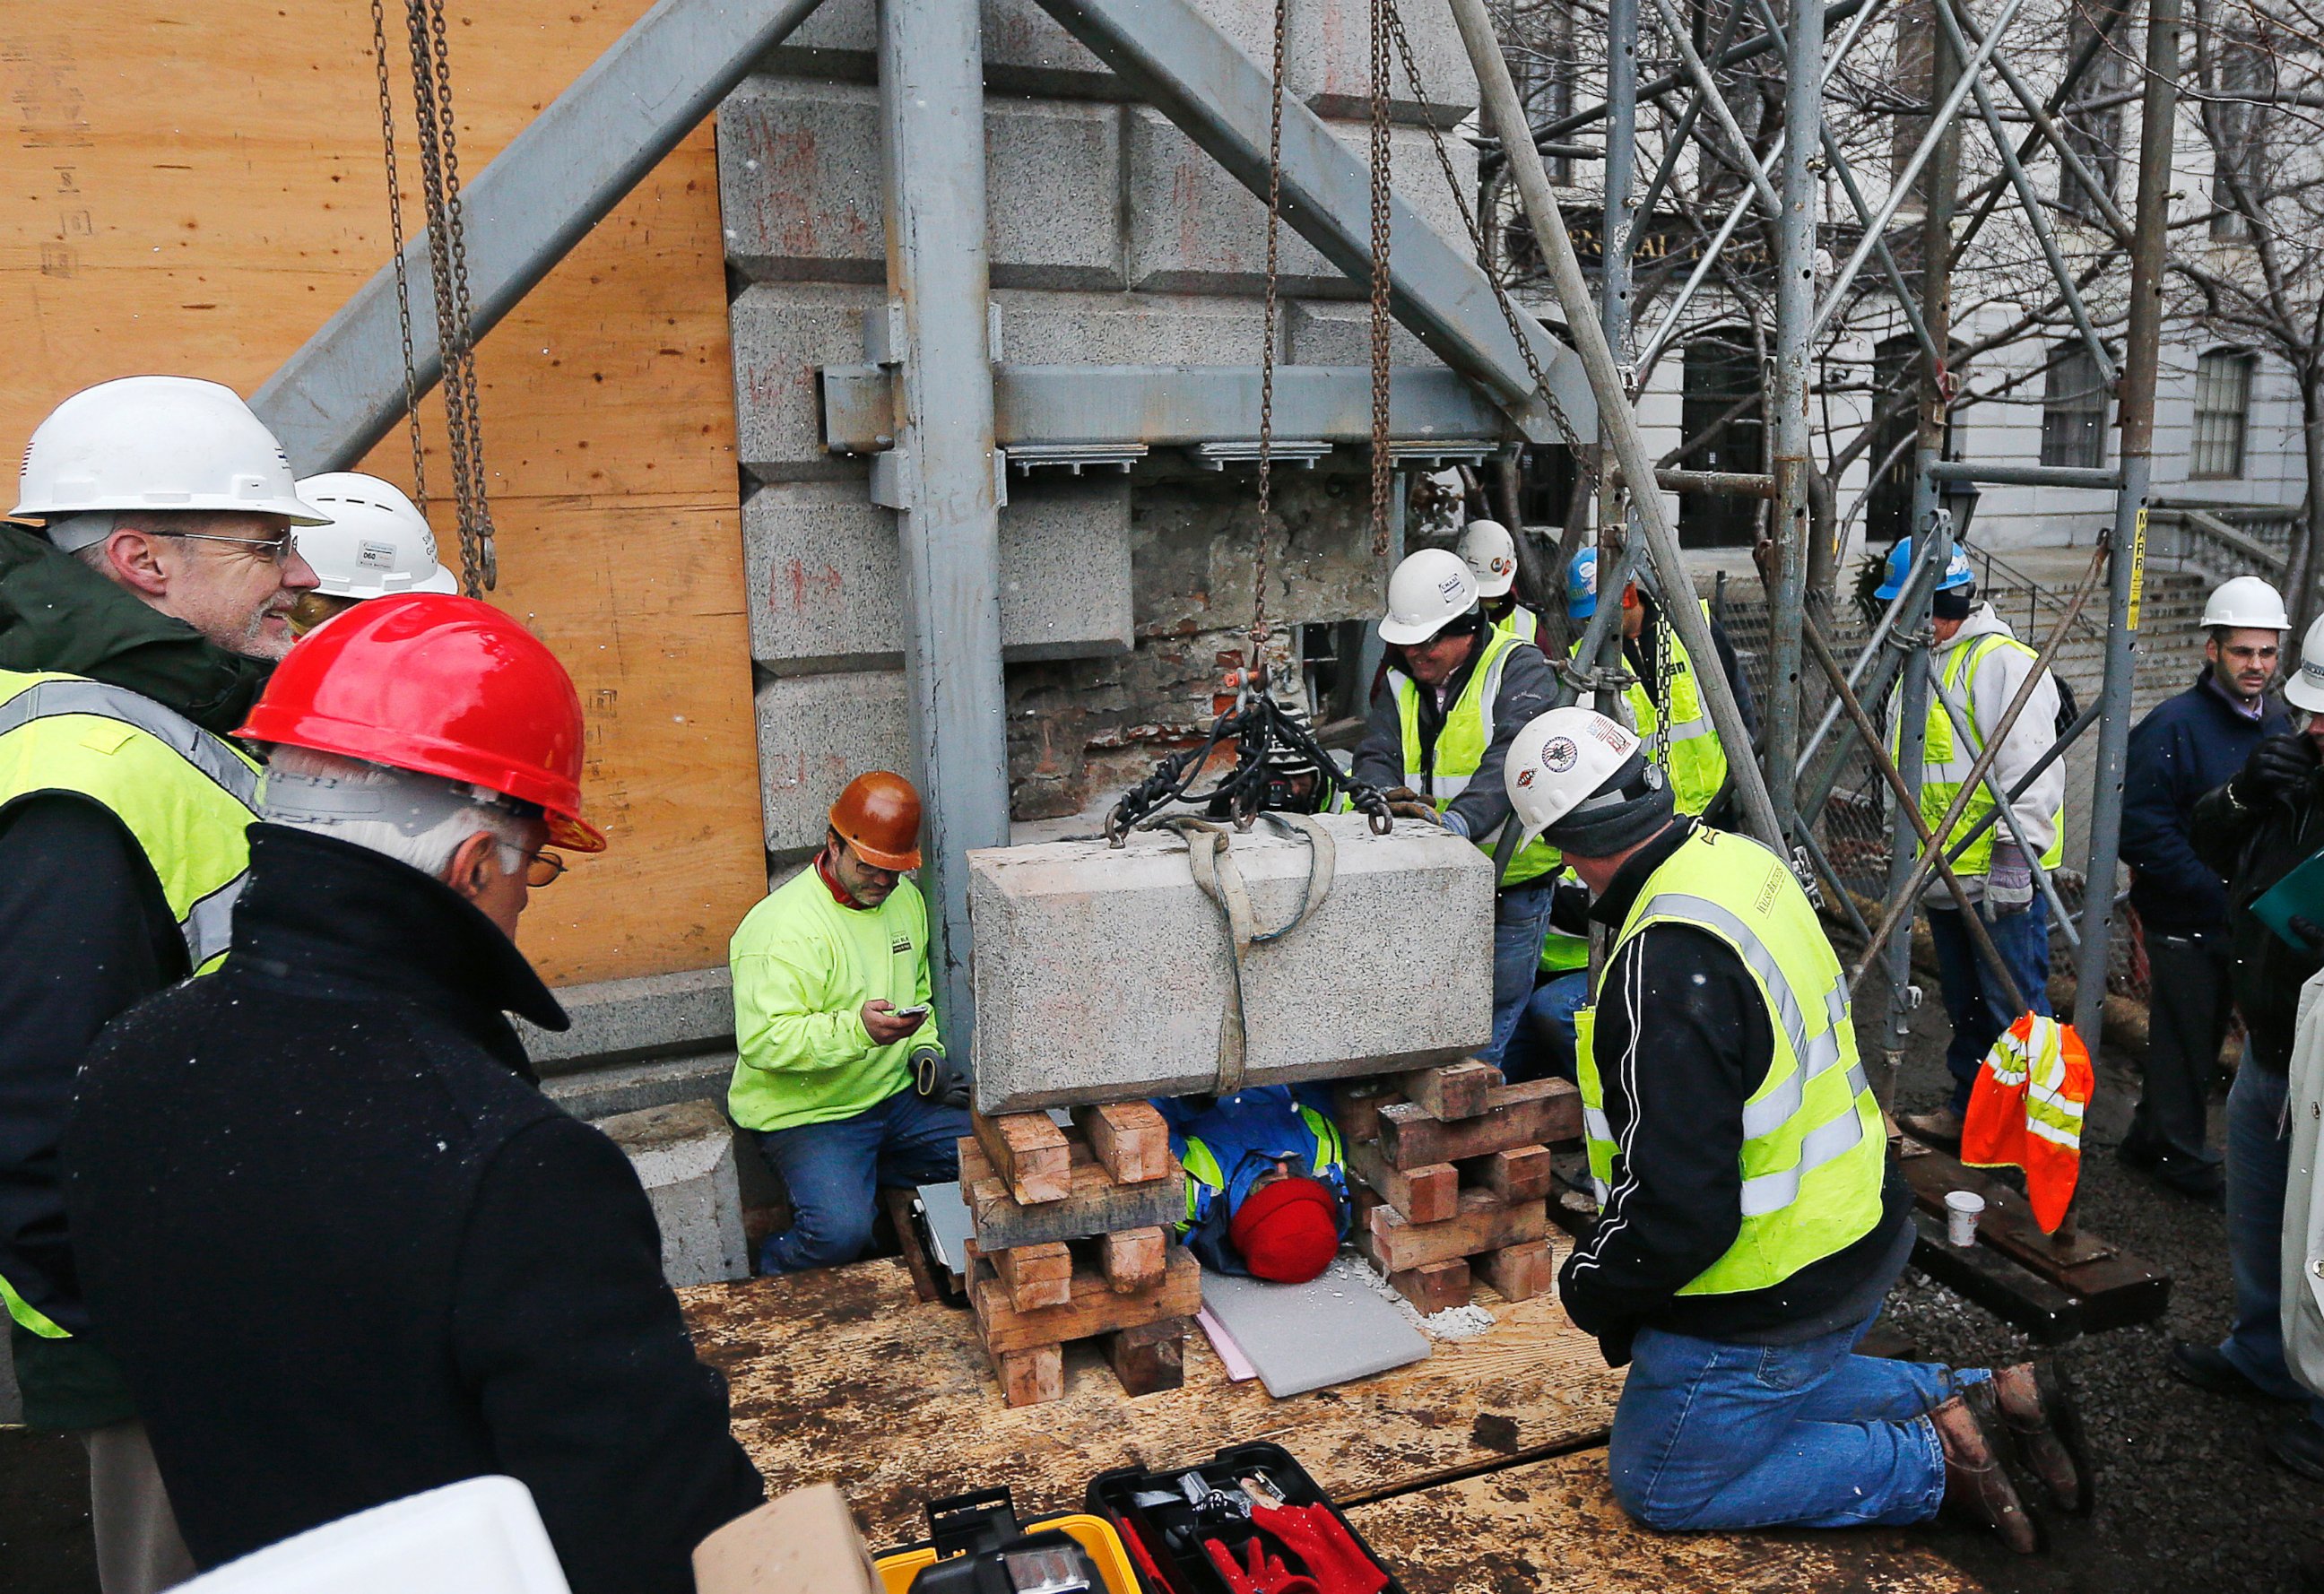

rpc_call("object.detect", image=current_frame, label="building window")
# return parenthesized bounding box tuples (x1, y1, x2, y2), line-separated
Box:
(2040, 344, 2110, 470)
(2211, 30, 2273, 240)
(2191, 349, 2255, 479)
(1519, 445, 1579, 526)
(1678, 330, 1765, 549)
(2060, 9, 2127, 221)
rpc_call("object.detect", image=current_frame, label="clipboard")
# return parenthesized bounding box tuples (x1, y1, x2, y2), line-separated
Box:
(2250, 846, 2324, 949)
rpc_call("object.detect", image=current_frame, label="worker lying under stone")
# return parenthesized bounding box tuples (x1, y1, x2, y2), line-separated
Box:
(728, 770, 974, 1274)
(1352, 546, 1561, 1072)
(1158, 1086, 1351, 1284)
(1501, 706, 2089, 1551)
(64, 596, 765, 1594)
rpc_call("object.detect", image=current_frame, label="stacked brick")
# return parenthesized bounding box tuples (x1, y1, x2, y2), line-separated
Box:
(1336, 1063, 1583, 1313)
(957, 1103, 1198, 1407)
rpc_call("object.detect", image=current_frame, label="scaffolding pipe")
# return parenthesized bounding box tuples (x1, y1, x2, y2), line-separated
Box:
(2072, 0, 2181, 1053)
(1529, 0, 1875, 143)
(1450, 0, 1789, 853)
(1595, 0, 1642, 729)
(1765, 0, 1825, 828)
(1795, 533, 1941, 785)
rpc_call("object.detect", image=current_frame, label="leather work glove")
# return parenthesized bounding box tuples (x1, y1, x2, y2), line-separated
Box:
(1385, 799, 1444, 825)
(912, 1046, 971, 1110)
(2235, 732, 2320, 807)
(1983, 840, 2034, 917)
(1380, 785, 1424, 806)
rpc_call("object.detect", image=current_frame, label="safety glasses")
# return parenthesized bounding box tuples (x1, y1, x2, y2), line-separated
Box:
(160, 530, 301, 566)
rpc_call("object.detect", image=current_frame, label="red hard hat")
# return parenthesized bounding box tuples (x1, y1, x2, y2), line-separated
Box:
(828, 771, 922, 871)
(1228, 1176, 1340, 1284)
(236, 593, 606, 853)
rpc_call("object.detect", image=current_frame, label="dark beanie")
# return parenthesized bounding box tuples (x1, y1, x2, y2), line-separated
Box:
(1541, 747, 1678, 857)
(1932, 584, 1977, 621)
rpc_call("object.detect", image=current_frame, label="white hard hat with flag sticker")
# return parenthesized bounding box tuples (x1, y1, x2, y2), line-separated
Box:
(1506, 706, 1642, 852)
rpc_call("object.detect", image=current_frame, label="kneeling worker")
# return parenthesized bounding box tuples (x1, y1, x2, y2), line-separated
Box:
(1158, 1086, 1350, 1283)
(729, 771, 974, 1273)
(1351, 547, 1561, 1069)
(1501, 706, 2086, 1548)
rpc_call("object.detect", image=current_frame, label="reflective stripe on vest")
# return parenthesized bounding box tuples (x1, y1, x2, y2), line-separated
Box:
(1574, 827, 1886, 1295)
(1892, 632, 2065, 876)
(0, 672, 261, 970)
(1569, 602, 1728, 816)
(1180, 1136, 1227, 1226)
(1495, 604, 1541, 644)
(1390, 628, 1560, 886)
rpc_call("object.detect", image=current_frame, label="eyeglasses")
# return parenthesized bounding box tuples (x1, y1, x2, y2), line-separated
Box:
(160, 530, 301, 566)
(520, 848, 567, 888)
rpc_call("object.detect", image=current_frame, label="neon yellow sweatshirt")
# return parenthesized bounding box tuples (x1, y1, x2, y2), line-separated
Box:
(726, 864, 942, 1132)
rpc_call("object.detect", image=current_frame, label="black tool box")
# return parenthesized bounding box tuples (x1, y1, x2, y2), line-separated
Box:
(1085, 1442, 1407, 1594)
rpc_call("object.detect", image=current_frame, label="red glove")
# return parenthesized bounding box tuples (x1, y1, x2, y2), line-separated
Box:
(1249, 1505, 1389, 1594)
(1202, 1535, 1321, 1594)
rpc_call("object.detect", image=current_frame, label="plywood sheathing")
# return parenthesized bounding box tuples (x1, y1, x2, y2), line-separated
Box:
(0, 4, 764, 985)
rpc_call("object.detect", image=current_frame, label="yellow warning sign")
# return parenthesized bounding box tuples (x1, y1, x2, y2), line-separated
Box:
(2127, 507, 2146, 631)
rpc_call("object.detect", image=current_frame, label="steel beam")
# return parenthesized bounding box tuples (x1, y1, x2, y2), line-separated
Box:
(877, 0, 1009, 1050)
(1032, 0, 1594, 444)
(819, 364, 1508, 455)
(2072, 0, 2181, 1053)
(1928, 461, 2123, 491)
(254, 0, 831, 472)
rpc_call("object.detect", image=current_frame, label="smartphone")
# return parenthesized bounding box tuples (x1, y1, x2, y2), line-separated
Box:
(896, 1002, 932, 1018)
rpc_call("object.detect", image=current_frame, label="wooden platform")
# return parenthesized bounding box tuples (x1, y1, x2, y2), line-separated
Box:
(680, 1256, 1977, 1590)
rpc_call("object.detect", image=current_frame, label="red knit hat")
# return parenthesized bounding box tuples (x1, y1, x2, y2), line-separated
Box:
(1228, 1176, 1340, 1283)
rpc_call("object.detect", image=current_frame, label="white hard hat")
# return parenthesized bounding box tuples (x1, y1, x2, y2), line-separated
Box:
(1457, 519, 1519, 599)
(1379, 548, 1480, 645)
(292, 472, 459, 599)
(2202, 574, 2291, 632)
(1505, 706, 1643, 851)
(13, 377, 326, 528)
(2288, 614, 2324, 714)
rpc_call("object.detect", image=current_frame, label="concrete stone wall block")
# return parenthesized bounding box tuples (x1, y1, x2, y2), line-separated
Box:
(999, 478, 1135, 662)
(1288, 0, 1479, 123)
(984, 100, 1125, 291)
(967, 816, 1495, 1110)
(594, 1100, 751, 1287)
(731, 283, 885, 482)
(754, 670, 915, 853)
(1284, 298, 1438, 367)
(993, 290, 1276, 366)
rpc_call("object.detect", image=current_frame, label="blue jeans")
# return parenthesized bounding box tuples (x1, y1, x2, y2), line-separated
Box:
(1487, 879, 1557, 1070)
(750, 1087, 972, 1273)
(2217, 1063, 2324, 1425)
(1928, 897, 2051, 1113)
(1609, 1308, 1971, 1530)
(1514, 969, 1591, 1083)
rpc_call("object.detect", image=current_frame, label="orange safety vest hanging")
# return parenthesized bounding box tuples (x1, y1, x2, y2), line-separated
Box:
(1961, 1014, 2094, 1233)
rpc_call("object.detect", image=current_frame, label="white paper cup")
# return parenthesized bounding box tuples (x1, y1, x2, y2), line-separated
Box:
(1945, 1190, 1986, 1247)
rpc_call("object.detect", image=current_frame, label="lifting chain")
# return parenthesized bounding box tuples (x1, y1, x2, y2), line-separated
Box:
(402, 0, 498, 594)
(1366, 0, 1394, 560)
(369, 0, 429, 517)
(1249, 0, 1289, 670)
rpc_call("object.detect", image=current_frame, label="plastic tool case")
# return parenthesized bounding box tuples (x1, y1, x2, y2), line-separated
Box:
(1085, 1442, 1406, 1594)
(876, 1488, 1140, 1594)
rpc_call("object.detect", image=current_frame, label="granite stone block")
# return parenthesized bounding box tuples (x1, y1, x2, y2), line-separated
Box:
(520, 967, 736, 1073)
(967, 815, 1494, 1111)
(1285, 298, 1438, 368)
(993, 290, 1275, 366)
(546, 1052, 743, 1123)
(719, 81, 1119, 289)
(594, 1100, 750, 1287)
(732, 283, 883, 483)
(743, 481, 1132, 673)
(754, 670, 915, 854)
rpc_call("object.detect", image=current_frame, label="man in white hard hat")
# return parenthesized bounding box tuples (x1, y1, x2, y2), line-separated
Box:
(1351, 546, 1561, 1069)
(0, 377, 323, 1594)
(285, 472, 459, 636)
(2179, 611, 2324, 1477)
(2119, 575, 2290, 1202)
(1880, 538, 2065, 1149)
(1457, 519, 1547, 645)
(1501, 706, 2087, 1547)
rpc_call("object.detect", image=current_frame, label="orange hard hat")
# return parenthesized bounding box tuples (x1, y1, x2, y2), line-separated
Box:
(829, 771, 922, 871)
(236, 593, 607, 853)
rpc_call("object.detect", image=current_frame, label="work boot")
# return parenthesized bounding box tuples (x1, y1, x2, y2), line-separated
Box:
(2170, 1339, 2307, 1404)
(2268, 1413, 2324, 1483)
(1932, 1386, 2040, 1554)
(1898, 1105, 1965, 1150)
(1991, 1361, 2092, 1514)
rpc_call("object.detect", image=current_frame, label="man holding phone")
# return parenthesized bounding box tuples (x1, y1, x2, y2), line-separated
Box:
(728, 771, 972, 1273)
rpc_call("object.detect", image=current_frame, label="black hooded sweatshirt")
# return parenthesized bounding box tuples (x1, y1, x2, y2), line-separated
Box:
(65, 826, 765, 1593)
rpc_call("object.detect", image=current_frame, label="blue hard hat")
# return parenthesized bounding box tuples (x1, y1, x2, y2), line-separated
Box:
(1567, 547, 1599, 619)
(1874, 536, 1975, 602)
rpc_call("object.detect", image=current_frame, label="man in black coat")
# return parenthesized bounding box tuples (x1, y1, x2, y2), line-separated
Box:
(2119, 580, 2291, 1199)
(2178, 634, 2324, 1480)
(64, 595, 764, 1594)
